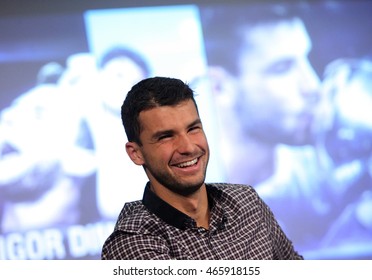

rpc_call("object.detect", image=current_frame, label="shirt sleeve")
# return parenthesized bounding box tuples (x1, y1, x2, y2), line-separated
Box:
(101, 230, 174, 260)
(257, 196, 304, 260)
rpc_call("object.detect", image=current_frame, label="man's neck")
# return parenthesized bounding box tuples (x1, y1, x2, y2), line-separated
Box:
(150, 183, 210, 229)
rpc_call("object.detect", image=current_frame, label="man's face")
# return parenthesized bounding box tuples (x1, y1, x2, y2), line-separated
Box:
(134, 99, 209, 195)
(234, 18, 320, 145)
(100, 57, 146, 113)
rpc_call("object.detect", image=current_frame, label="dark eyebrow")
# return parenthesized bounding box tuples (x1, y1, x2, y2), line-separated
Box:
(150, 118, 202, 142)
(187, 118, 202, 129)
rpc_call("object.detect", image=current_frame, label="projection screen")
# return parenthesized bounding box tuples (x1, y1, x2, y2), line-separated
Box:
(0, 0, 371, 260)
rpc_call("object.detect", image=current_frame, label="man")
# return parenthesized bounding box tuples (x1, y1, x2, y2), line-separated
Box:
(101, 76, 302, 259)
(200, 3, 321, 184)
(199, 3, 327, 249)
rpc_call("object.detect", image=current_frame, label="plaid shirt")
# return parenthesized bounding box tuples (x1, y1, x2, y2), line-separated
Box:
(101, 183, 303, 260)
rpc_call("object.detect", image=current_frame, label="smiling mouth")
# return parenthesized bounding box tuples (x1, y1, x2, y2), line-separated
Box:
(175, 158, 198, 168)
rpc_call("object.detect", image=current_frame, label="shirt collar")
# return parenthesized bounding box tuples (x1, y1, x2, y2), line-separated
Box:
(142, 182, 222, 230)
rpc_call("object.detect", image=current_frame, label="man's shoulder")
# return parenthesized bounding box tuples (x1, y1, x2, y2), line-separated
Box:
(206, 183, 269, 224)
(114, 200, 154, 233)
(206, 183, 260, 202)
(121, 200, 145, 212)
(207, 182, 257, 194)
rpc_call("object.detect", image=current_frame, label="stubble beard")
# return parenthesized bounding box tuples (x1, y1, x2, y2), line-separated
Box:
(144, 159, 208, 196)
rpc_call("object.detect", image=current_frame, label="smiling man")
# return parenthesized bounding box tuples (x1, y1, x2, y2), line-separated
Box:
(101, 76, 302, 259)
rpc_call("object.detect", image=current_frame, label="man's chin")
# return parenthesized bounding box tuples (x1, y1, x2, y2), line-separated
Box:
(168, 181, 204, 196)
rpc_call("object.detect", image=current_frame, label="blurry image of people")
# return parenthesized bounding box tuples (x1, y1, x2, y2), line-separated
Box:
(0, 62, 97, 234)
(315, 58, 372, 254)
(200, 3, 327, 249)
(80, 46, 152, 220)
(200, 2, 372, 258)
(0, 48, 151, 259)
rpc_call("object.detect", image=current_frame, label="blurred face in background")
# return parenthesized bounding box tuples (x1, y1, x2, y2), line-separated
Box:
(321, 59, 372, 164)
(234, 18, 320, 146)
(100, 57, 147, 114)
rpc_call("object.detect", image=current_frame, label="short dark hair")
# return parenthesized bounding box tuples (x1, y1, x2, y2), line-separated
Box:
(121, 76, 198, 144)
(98, 46, 151, 77)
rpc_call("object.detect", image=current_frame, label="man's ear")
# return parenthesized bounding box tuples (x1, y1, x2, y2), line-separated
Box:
(207, 66, 238, 107)
(125, 142, 144, 166)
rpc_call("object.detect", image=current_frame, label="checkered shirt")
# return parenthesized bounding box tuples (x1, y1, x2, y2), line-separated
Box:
(101, 183, 303, 260)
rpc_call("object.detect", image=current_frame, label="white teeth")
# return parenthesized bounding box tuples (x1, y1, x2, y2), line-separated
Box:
(177, 158, 198, 168)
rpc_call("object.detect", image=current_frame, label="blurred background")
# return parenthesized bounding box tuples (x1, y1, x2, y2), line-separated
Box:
(1, 0, 371, 259)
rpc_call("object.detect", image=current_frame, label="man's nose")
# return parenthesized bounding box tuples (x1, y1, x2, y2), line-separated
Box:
(299, 60, 321, 104)
(176, 134, 194, 154)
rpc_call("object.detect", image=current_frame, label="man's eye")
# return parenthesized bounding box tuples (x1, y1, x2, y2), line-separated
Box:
(264, 59, 294, 75)
(189, 126, 202, 133)
(158, 134, 172, 141)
